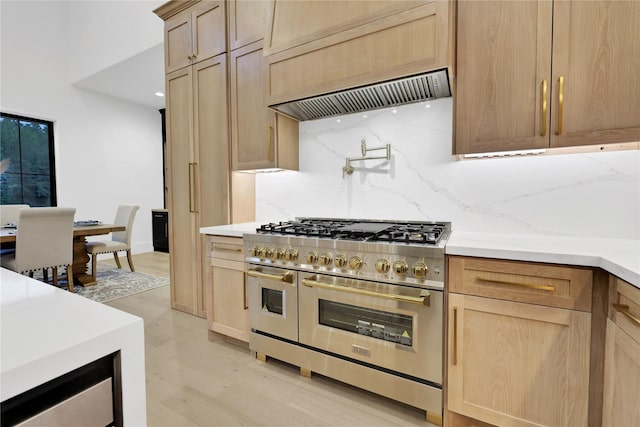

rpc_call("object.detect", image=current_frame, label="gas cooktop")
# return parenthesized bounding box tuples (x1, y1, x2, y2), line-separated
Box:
(256, 218, 450, 246)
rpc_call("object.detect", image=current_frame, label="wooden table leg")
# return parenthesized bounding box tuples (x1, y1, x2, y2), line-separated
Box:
(72, 236, 97, 286)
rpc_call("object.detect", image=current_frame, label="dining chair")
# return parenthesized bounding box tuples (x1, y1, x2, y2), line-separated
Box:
(0, 207, 76, 291)
(0, 204, 30, 226)
(86, 205, 139, 279)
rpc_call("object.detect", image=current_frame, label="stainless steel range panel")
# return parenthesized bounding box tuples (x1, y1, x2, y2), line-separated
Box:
(244, 218, 450, 425)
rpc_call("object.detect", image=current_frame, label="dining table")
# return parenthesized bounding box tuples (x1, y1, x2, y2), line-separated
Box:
(0, 223, 125, 286)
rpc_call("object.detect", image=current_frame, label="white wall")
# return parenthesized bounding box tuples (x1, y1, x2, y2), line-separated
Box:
(65, 0, 165, 82)
(256, 98, 640, 240)
(0, 1, 164, 253)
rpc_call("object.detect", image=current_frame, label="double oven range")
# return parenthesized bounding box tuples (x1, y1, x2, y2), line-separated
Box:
(243, 218, 450, 424)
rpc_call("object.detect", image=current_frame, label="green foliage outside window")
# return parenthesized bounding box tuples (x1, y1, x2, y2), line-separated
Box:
(0, 113, 56, 206)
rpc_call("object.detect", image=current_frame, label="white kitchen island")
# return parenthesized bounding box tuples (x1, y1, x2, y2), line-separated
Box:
(0, 268, 146, 426)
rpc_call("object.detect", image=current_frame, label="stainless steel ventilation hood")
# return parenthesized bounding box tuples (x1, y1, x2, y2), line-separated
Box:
(269, 69, 451, 121)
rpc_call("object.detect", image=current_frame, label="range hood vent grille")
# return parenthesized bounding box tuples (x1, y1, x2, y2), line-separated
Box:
(270, 69, 450, 121)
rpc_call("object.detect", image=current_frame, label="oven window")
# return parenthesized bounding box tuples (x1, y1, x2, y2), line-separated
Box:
(261, 288, 284, 315)
(318, 300, 413, 346)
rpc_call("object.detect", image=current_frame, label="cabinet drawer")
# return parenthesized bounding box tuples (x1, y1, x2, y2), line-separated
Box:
(610, 277, 640, 344)
(448, 256, 593, 311)
(209, 235, 244, 262)
(16, 379, 113, 427)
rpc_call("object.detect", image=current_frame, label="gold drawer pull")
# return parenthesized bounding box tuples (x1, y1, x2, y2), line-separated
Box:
(302, 277, 430, 306)
(476, 278, 555, 292)
(541, 79, 548, 137)
(247, 269, 294, 284)
(556, 76, 564, 135)
(212, 245, 242, 253)
(613, 304, 640, 326)
(453, 307, 458, 366)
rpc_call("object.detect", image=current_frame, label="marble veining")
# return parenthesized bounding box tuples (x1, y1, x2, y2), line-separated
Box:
(257, 98, 639, 239)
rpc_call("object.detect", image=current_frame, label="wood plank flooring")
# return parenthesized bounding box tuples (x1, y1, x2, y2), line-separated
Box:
(104, 252, 434, 426)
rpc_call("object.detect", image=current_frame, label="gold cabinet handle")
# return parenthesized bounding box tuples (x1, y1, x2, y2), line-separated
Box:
(453, 307, 458, 366)
(613, 304, 640, 326)
(556, 76, 564, 135)
(476, 278, 555, 292)
(212, 245, 242, 253)
(188, 163, 196, 212)
(247, 268, 294, 284)
(243, 272, 248, 310)
(541, 80, 548, 137)
(302, 277, 430, 306)
(267, 126, 274, 162)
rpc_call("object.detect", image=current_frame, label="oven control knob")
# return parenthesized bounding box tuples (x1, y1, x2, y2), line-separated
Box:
(375, 259, 390, 274)
(250, 246, 263, 257)
(265, 248, 275, 259)
(334, 254, 347, 268)
(349, 256, 363, 270)
(285, 249, 298, 262)
(393, 260, 409, 275)
(412, 262, 428, 279)
(319, 253, 333, 266)
(306, 251, 318, 264)
(275, 248, 286, 260)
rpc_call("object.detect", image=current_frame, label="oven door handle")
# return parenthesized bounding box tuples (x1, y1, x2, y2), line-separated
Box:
(247, 269, 294, 284)
(302, 278, 430, 306)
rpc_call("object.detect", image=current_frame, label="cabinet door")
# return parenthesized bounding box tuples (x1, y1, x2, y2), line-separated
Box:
(166, 67, 198, 314)
(194, 55, 230, 232)
(210, 259, 249, 342)
(163, 1, 226, 73)
(228, 0, 268, 51)
(602, 319, 640, 426)
(194, 55, 230, 317)
(455, 1, 552, 154)
(191, 1, 226, 63)
(165, 11, 193, 73)
(448, 293, 591, 427)
(230, 40, 273, 170)
(550, 0, 640, 148)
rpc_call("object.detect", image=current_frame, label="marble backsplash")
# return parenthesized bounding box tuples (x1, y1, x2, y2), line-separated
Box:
(255, 98, 639, 239)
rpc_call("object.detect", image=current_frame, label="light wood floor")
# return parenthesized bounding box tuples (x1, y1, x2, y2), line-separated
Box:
(104, 252, 434, 427)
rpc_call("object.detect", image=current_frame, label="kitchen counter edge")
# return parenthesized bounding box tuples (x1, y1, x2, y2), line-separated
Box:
(200, 222, 263, 238)
(447, 231, 640, 289)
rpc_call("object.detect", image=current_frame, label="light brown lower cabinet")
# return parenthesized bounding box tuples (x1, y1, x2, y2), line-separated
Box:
(447, 293, 591, 427)
(446, 256, 593, 427)
(602, 277, 640, 426)
(205, 235, 249, 342)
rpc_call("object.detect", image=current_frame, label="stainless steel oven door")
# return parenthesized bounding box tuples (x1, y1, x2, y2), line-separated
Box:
(299, 273, 442, 383)
(247, 265, 298, 342)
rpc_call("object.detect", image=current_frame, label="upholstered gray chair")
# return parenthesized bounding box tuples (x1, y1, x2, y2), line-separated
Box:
(0, 207, 76, 291)
(86, 205, 139, 279)
(0, 204, 29, 226)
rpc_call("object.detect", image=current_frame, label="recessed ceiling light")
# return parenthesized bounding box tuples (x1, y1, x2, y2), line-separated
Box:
(362, 114, 368, 118)
(155, 92, 164, 97)
(336, 119, 341, 123)
(392, 109, 398, 114)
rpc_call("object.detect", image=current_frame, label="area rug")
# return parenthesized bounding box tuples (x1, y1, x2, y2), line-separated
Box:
(75, 263, 169, 303)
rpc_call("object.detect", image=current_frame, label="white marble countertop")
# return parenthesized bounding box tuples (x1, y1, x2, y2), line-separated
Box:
(200, 222, 262, 238)
(447, 231, 640, 288)
(0, 268, 147, 426)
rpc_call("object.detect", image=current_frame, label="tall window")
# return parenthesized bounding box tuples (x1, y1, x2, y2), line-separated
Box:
(0, 113, 57, 206)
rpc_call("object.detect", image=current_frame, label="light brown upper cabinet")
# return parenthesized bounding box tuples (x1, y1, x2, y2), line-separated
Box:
(263, 0, 453, 107)
(161, 1, 226, 73)
(230, 40, 299, 171)
(227, 0, 268, 51)
(455, 0, 640, 155)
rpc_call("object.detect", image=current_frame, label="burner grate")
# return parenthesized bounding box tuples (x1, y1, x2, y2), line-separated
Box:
(257, 219, 448, 245)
